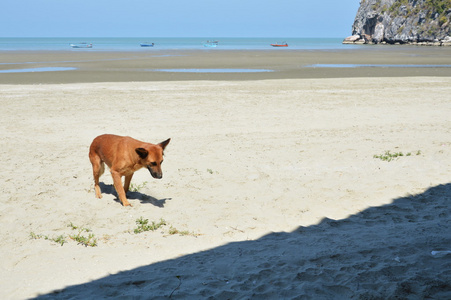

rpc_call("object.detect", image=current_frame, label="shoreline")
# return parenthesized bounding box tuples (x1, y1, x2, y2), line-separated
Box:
(1, 47, 451, 84)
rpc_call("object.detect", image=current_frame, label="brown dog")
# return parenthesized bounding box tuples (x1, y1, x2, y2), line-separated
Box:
(89, 134, 170, 206)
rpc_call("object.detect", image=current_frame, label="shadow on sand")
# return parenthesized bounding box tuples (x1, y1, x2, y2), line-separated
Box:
(36, 184, 450, 299)
(99, 182, 170, 207)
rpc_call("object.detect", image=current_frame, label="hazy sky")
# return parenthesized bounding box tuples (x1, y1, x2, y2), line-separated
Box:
(1, 0, 360, 38)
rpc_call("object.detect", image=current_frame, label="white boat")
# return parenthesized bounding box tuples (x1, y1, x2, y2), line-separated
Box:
(70, 43, 93, 48)
(203, 40, 218, 47)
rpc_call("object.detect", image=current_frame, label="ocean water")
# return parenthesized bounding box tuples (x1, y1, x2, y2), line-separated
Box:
(0, 37, 364, 51)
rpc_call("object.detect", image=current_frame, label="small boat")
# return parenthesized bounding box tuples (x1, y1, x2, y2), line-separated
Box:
(70, 42, 92, 48)
(271, 42, 288, 47)
(204, 40, 218, 47)
(140, 43, 155, 47)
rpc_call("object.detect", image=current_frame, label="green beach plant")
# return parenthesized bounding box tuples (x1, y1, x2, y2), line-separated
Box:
(53, 235, 67, 246)
(29, 222, 98, 247)
(30, 232, 67, 246)
(134, 217, 199, 236)
(373, 150, 421, 162)
(373, 150, 405, 162)
(68, 222, 78, 230)
(69, 226, 98, 247)
(134, 217, 167, 234)
(30, 232, 44, 240)
(129, 181, 148, 192)
(168, 226, 193, 236)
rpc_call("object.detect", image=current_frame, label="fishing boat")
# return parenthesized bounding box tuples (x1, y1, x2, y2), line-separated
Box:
(203, 40, 218, 47)
(140, 42, 155, 47)
(270, 42, 288, 47)
(70, 42, 93, 48)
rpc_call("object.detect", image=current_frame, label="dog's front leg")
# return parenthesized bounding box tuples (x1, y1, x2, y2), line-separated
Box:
(124, 173, 134, 194)
(111, 171, 132, 207)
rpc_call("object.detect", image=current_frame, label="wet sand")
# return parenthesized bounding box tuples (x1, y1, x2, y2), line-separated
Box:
(1, 46, 451, 83)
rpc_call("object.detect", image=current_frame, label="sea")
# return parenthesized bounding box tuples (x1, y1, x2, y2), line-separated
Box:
(0, 37, 364, 51)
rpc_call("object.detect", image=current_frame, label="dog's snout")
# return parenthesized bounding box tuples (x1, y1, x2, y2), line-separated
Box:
(147, 166, 163, 179)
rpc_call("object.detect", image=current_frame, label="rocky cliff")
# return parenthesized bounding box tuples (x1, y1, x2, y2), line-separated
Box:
(344, 0, 451, 45)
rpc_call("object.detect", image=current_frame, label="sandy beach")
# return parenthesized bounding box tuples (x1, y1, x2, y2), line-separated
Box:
(1, 49, 450, 299)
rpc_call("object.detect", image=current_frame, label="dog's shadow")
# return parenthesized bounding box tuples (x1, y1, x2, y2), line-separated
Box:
(99, 183, 170, 207)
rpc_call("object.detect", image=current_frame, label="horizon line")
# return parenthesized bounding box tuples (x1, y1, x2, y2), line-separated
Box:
(1, 36, 347, 39)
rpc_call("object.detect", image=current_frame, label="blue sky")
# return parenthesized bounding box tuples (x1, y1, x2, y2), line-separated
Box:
(1, 0, 360, 38)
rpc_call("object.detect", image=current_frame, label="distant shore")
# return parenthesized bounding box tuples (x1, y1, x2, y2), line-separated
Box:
(1, 47, 451, 84)
(343, 39, 451, 47)
(343, 34, 451, 47)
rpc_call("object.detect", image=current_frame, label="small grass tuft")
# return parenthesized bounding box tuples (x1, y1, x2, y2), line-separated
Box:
(30, 232, 67, 246)
(168, 226, 192, 236)
(373, 150, 421, 162)
(68, 226, 97, 247)
(134, 217, 167, 234)
(53, 235, 67, 246)
(129, 181, 148, 192)
(134, 218, 200, 237)
(30, 232, 44, 240)
(68, 222, 78, 230)
(30, 223, 97, 247)
(373, 150, 404, 162)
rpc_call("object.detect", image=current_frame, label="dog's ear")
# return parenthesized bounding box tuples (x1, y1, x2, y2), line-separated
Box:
(135, 148, 149, 159)
(158, 138, 171, 151)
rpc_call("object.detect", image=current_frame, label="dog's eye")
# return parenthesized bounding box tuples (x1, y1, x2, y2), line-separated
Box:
(150, 162, 157, 166)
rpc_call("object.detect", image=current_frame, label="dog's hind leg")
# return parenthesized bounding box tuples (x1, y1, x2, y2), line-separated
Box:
(89, 153, 104, 199)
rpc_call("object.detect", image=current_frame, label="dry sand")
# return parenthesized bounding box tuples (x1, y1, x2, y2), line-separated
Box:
(0, 49, 450, 299)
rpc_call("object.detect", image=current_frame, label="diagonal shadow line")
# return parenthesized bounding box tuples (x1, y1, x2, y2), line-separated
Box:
(34, 183, 451, 299)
